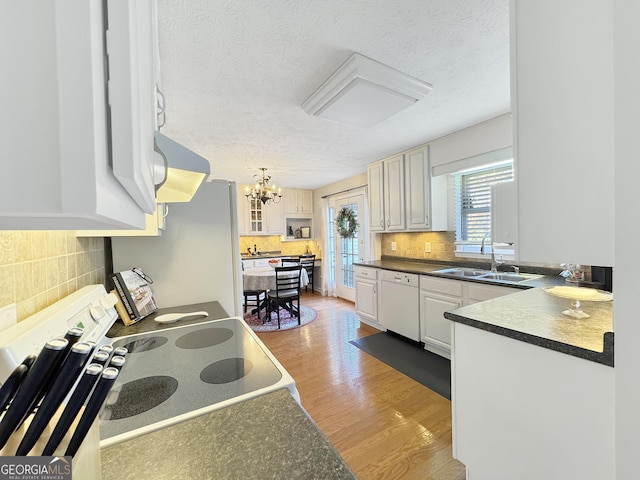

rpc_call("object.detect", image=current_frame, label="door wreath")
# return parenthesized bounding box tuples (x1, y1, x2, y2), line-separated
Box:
(335, 207, 358, 238)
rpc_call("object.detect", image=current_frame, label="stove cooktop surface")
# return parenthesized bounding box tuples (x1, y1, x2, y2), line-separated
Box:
(98, 317, 296, 447)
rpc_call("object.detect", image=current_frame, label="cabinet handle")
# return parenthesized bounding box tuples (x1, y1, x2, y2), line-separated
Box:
(386, 219, 390, 227)
(380, 220, 384, 227)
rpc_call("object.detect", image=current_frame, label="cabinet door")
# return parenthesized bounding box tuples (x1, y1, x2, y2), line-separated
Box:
(0, 1, 148, 230)
(405, 146, 431, 230)
(299, 190, 313, 214)
(384, 155, 405, 231)
(368, 162, 385, 231)
(284, 188, 313, 215)
(248, 198, 264, 233)
(108, 0, 157, 214)
(284, 188, 299, 215)
(355, 278, 378, 322)
(420, 290, 460, 358)
(512, 0, 613, 265)
(265, 199, 284, 234)
(491, 181, 518, 246)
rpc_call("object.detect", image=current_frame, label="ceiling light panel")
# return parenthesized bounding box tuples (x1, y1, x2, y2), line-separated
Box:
(302, 53, 432, 128)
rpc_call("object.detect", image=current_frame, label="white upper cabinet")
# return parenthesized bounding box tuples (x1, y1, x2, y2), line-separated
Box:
(237, 187, 284, 235)
(107, 0, 158, 214)
(384, 155, 406, 231)
(368, 155, 405, 231)
(404, 146, 447, 231)
(264, 199, 284, 234)
(368, 146, 446, 232)
(368, 161, 385, 232)
(511, 0, 614, 265)
(284, 189, 313, 216)
(0, 0, 157, 230)
(491, 181, 518, 246)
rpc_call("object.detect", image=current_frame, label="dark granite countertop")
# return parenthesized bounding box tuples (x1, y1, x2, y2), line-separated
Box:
(101, 388, 356, 480)
(106, 300, 230, 338)
(242, 253, 322, 262)
(242, 252, 294, 259)
(353, 257, 565, 289)
(444, 287, 614, 367)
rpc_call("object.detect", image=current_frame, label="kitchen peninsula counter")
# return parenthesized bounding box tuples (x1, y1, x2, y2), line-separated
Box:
(101, 388, 356, 480)
(445, 287, 614, 366)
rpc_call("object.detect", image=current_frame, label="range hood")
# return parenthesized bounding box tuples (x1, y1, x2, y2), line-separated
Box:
(153, 132, 211, 203)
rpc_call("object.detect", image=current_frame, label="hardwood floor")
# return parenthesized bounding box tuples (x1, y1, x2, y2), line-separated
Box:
(256, 292, 466, 480)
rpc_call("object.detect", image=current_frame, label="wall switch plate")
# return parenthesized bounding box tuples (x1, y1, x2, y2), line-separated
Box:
(0, 303, 17, 333)
(391, 242, 397, 251)
(424, 242, 431, 253)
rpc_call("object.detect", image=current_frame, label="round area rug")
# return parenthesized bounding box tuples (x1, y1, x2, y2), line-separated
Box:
(243, 306, 317, 332)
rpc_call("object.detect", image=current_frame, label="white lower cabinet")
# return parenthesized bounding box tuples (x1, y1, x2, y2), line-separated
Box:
(355, 266, 380, 328)
(420, 276, 463, 360)
(420, 276, 519, 359)
(355, 267, 523, 358)
(452, 322, 614, 480)
(465, 282, 519, 305)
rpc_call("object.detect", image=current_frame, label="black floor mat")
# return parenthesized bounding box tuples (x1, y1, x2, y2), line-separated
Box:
(349, 332, 451, 400)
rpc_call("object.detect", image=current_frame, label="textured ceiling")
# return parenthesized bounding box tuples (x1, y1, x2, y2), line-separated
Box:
(157, 0, 510, 190)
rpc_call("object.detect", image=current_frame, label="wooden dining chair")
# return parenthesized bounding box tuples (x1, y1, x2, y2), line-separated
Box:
(243, 289, 266, 320)
(266, 265, 302, 329)
(298, 254, 315, 293)
(241, 262, 266, 321)
(280, 257, 300, 267)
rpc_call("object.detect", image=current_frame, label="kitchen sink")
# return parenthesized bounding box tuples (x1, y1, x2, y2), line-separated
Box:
(434, 268, 489, 277)
(477, 273, 527, 282)
(433, 268, 542, 284)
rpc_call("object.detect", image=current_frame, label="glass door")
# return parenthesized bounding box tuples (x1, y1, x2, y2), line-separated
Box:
(331, 193, 365, 302)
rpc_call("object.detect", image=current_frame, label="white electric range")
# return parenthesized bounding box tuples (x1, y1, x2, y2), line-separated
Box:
(0, 284, 298, 451)
(98, 316, 299, 447)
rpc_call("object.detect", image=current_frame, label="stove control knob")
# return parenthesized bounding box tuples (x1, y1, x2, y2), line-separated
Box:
(90, 305, 106, 321)
(101, 293, 118, 310)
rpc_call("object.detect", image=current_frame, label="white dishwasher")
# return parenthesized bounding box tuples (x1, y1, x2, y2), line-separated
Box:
(379, 270, 420, 341)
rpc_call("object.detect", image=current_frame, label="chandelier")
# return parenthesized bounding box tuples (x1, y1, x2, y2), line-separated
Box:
(244, 167, 282, 205)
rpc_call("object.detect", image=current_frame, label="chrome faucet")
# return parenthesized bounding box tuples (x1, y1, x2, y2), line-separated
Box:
(481, 233, 503, 273)
(480, 233, 490, 254)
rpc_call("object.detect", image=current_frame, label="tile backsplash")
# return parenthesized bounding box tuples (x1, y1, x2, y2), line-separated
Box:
(381, 231, 457, 261)
(240, 236, 320, 257)
(0, 232, 105, 322)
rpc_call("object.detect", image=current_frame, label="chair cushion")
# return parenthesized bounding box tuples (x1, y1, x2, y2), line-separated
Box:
(268, 289, 298, 298)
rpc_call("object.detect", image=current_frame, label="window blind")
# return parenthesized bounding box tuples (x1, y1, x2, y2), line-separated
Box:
(454, 162, 513, 242)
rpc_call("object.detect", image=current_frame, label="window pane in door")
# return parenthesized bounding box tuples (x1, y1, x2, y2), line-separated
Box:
(340, 203, 359, 288)
(327, 206, 336, 288)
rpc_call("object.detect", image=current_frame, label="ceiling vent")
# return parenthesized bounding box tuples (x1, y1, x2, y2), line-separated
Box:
(302, 53, 432, 128)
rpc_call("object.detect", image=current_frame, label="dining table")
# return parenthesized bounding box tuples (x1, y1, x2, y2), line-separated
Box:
(242, 267, 309, 321)
(243, 266, 309, 292)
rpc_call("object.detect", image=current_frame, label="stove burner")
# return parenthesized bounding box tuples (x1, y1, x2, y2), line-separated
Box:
(103, 376, 178, 420)
(113, 336, 168, 353)
(175, 327, 233, 349)
(200, 358, 253, 384)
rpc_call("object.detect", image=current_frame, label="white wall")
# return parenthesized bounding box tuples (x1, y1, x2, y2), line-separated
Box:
(614, 0, 640, 477)
(429, 113, 512, 171)
(312, 172, 368, 242)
